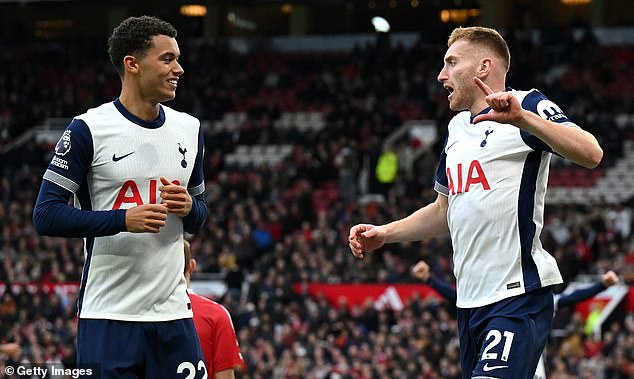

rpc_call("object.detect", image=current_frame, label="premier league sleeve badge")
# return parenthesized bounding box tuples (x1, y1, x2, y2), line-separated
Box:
(55, 130, 72, 156)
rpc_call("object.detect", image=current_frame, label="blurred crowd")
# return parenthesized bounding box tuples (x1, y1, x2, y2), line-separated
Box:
(2, 26, 634, 378)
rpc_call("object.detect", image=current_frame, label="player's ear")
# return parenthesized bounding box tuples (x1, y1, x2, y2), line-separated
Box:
(190, 258, 197, 273)
(123, 55, 139, 75)
(476, 58, 492, 78)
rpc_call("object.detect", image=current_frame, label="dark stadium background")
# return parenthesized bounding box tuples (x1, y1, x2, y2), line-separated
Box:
(1, 0, 634, 378)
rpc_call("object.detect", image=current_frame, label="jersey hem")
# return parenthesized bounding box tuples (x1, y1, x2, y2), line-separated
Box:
(457, 279, 562, 308)
(78, 310, 193, 322)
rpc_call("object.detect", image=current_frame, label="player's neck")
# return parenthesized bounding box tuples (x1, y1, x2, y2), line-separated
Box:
(469, 98, 490, 117)
(119, 91, 161, 122)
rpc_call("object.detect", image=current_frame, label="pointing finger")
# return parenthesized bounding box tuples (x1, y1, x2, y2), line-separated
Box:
(160, 176, 171, 186)
(474, 77, 494, 96)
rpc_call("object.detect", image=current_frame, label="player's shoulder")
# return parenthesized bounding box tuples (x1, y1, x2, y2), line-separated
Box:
(75, 101, 118, 123)
(190, 293, 233, 321)
(512, 88, 574, 124)
(448, 111, 472, 127)
(510, 88, 547, 109)
(161, 104, 200, 127)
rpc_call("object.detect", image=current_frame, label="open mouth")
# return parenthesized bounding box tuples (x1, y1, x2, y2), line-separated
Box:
(167, 79, 178, 89)
(444, 85, 455, 99)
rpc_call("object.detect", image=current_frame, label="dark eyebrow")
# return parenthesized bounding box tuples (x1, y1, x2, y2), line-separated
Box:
(159, 52, 179, 59)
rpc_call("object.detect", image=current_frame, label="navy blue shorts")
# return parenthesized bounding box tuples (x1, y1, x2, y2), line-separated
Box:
(77, 318, 206, 379)
(457, 287, 554, 379)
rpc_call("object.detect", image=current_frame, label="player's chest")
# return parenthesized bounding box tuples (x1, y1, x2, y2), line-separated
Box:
(445, 123, 524, 166)
(444, 123, 527, 195)
(91, 128, 197, 182)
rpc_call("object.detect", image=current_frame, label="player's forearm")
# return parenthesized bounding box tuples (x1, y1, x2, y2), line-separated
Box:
(383, 197, 449, 244)
(33, 199, 126, 237)
(517, 111, 603, 168)
(557, 282, 606, 308)
(33, 180, 127, 237)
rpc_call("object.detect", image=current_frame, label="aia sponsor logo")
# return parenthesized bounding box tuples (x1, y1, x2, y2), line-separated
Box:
(446, 159, 490, 195)
(112, 179, 180, 209)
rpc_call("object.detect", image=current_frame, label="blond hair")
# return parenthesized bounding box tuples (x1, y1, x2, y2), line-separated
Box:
(448, 27, 511, 73)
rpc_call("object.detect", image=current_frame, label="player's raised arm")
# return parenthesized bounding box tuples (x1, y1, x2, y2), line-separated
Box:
(472, 77, 603, 169)
(411, 260, 457, 304)
(557, 271, 620, 308)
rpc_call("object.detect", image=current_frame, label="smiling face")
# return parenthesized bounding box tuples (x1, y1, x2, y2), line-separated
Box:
(135, 35, 183, 103)
(437, 39, 482, 112)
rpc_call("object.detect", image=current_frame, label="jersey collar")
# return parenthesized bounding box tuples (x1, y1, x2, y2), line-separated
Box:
(113, 98, 166, 129)
(470, 106, 491, 124)
(470, 87, 514, 124)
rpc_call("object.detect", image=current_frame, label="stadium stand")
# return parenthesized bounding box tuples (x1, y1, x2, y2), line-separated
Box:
(1, 26, 634, 378)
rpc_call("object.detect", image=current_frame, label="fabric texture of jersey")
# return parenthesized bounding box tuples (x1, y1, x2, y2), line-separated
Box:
(41, 100, 205, 321)
(434, 89, 570, 308)
(188, 290, 244, 374)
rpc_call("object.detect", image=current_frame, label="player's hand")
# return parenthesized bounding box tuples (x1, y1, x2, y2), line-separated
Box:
(411, 261, 431, 282)
(159, 176, 192, 217)
(602, 270, 619, 287)
(348, 224, 386, 259)
(0, 343, 22, 360)
(472, 77, 524, 125)
(125, 204, 168, 233)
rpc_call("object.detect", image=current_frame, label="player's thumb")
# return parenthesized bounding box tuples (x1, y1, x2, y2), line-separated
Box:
(472, 113, 491, 124)
(361, 228, 378, 238)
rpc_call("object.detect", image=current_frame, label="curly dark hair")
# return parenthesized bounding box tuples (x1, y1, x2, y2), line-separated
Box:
(107, 15, 177, 77)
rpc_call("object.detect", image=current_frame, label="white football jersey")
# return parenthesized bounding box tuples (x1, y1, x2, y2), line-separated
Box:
(434, 89, 570, 308)
(42, 99, 205, 321)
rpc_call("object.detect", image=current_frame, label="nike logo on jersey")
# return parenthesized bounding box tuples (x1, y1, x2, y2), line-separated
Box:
(112, 152, 135, 162)
(445, 140, 458, 152)
(482, 363, 508, 372)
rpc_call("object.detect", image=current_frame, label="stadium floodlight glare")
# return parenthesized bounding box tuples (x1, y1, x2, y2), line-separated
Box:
(371, 17, 390, 33)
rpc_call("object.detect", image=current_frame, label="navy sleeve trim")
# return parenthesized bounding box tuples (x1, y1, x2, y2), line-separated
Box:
(434, 135, 449, 195)
(188, 182, 205, 197)
(187, 126, 206, 196)
(43, 169, 80, 193)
